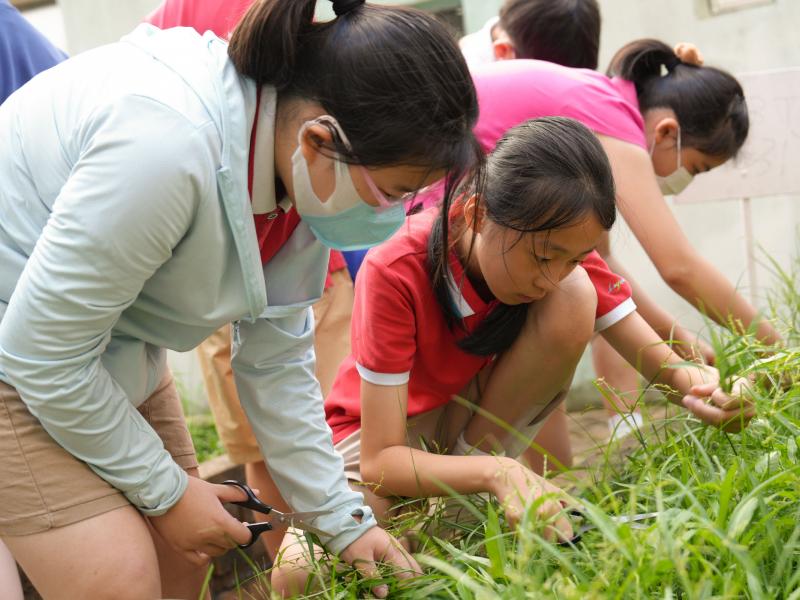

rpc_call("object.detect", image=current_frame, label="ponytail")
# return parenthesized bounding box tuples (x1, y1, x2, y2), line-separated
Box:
(228, 0, 316, 90)
(608, 39, 748, 158)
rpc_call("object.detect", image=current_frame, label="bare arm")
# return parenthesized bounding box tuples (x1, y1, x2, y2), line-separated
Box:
(597, 135, 781, 345)
(603, 248, 714, 362)
(358, 379, 510, 498)
(601, 312, 753, 430)
(358, 380, 571, 534)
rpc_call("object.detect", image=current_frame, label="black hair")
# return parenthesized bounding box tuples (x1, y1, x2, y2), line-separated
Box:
(607, 39, 748, 158)
(499, 0, 601, 69)
(228, 0, 483, 213)
(427, 117, 616, 357)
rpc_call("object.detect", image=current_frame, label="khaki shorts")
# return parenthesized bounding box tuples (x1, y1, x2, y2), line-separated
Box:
(197, 269, 354, 465)
(0, 372, 198, 536)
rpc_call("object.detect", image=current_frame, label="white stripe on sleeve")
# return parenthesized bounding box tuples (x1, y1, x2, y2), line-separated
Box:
(594, 297, 637, 332)
(356, 363, 411, 386)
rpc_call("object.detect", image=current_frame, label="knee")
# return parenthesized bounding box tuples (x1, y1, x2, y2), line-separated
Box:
(87, 556, 161, 600)
(529, 267, 597, 354)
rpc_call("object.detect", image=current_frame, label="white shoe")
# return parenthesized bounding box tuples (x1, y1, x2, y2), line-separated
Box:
(608, 412, 644, 442)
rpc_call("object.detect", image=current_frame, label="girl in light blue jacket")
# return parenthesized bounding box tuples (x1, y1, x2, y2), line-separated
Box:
(0, 0, 482, 597)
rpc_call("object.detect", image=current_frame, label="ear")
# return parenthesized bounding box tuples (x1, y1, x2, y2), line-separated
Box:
(299, 122, 334, 166)
(653, 117, 679, 146)
(462, 194, 485, 234)
(492, 39, 516, 61)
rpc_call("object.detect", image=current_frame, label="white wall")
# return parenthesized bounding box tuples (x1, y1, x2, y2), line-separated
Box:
(56, 0, 161, 54)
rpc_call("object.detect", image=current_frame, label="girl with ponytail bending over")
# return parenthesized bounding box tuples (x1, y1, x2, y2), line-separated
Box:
(0, 0, 481, 597)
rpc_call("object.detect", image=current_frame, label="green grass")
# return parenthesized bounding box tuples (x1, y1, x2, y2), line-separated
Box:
(232, 257, 800, 600)
(187, 415, 225, 464)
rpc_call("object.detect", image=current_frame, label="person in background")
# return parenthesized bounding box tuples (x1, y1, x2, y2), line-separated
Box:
(144, 0, 356, 564)
(0, 0, 483, 596)
(0, 0, 66, 104)
(459, 0, 600, 69)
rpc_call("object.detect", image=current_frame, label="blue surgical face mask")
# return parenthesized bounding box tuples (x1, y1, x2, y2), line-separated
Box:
(291, 116, 405, 251)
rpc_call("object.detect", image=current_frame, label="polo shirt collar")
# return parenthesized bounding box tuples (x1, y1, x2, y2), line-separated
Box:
(250, 85, 291, 215)
(446, 251, 496, 318)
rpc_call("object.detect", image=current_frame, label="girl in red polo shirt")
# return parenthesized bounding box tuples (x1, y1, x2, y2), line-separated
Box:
(269, 117, 752, 594)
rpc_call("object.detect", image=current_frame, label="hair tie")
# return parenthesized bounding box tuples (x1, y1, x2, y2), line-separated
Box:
(331, 0, 365, 17)
(664, 54, 681, 74)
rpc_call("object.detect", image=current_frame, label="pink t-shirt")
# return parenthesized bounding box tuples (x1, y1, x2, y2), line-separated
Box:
(472, 59, 647, 153)
(413, 59, 646, 210)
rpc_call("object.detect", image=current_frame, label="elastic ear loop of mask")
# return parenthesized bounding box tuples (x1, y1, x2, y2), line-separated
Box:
(299, 116, 394, 209)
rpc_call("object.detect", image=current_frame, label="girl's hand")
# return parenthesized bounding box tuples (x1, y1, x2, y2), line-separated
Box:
(339, 526, 421, 599)
(681, 377, 755, 432)
(487, 457, 573, 542)
(149, 476, 253, 565)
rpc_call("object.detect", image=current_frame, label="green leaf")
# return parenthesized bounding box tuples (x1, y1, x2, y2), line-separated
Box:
(728, 497, 759, 540)
(484, 503, 507, 580)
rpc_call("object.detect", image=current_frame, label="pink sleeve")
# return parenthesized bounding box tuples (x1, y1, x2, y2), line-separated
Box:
(144, 0, 253, 38)
(351, 257, 417, 382)
(582, 251, 637, 332)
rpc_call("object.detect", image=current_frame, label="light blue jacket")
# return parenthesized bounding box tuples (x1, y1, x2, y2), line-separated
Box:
(0, 25, 374, 553)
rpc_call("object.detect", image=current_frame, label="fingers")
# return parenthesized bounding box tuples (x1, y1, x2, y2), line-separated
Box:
(682, 395, 754, 430)
(350, 557, 388, 598)
(213, 482, 250, 503)
(688, 382, 718, 397)
(180, 549, 210, 567)
(380, 539, 421, 578)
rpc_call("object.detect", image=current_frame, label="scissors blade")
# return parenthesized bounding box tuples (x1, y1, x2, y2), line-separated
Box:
(269, 509, 333, 537)
(610, 511, 662, 525)
(576, 511, 662, 535)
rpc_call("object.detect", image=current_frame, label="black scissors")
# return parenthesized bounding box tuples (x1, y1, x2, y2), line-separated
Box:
(557, 508, 661, 546)
(223, 480, 333, 548)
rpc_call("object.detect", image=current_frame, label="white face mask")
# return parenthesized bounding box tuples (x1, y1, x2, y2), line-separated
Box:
(290, 116, 406, 251)
(651, 127, 694, 196)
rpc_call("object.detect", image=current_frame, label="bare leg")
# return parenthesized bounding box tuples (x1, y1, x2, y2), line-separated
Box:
(0, 540, 22, 600)
(5, 506, 161, 600)
(148, 468, 211, 599)
(463, 268, 596, 458)
(522, 404, 572, 475)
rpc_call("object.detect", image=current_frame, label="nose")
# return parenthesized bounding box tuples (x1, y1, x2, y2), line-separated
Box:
(535, 263, 575, 292)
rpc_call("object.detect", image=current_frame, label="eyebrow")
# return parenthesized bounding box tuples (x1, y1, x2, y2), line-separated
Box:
(541, 242, 596, 256)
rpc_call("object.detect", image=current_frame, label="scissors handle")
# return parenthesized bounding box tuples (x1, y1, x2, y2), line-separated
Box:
(238, 521, 274, 549)
(222, 480, 274, 515)
(557, 509, 585, 547)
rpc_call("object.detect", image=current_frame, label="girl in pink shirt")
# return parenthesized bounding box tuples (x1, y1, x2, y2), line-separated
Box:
(470, 40, 781, 433)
